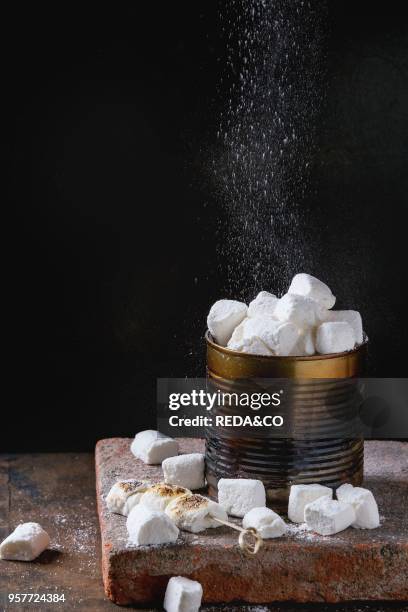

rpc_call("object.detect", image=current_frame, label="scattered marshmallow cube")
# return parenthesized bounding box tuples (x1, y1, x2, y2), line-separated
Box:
(207, 299, 247, 346)
(217, 478, 266, 517)
(248, 291, 279, 318)
(325, 310, 364, 345)
(274, 294, 322, 329)
(131, 430, 178, 465)
(106, 479, 151, 516)
(243, 507, 287, 538)
(126, 505, 179, 546)
(288, 273, 336, 309)
(166, 493, 228, 533)
(288, 484, 332, 523)
(140, 483, 191, 511)
(162, 453, 205, 490)
(0, 522, 50, 561)
(336, 483, 380, 529)
(304, 496, 356, 535)
(316, 321, 355, 354)
(164, 576, 203, 612)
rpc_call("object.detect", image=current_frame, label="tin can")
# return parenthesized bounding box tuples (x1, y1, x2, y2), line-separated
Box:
(205, 331, 366, 506)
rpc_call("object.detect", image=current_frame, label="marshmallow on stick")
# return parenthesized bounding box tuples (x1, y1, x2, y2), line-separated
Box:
(106, 480, 151, 516)
(140, 483, 191, 512)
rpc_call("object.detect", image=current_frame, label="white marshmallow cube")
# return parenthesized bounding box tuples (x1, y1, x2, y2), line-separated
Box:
(228, 332, 273, 356)
(316, 321, 355, 354)
(126, 505, 179, 546)
(166, 494, 228, 533)
(217, 478, 266, 517)
(336, 483, 380, 529)
(248, 291, 279, 318)
(140, 483, 191, 511)
(106, 480, 151, 516)
(164, 576, 203, 612)
(243, 507, 287, 539)
(131, 430, 178, 465)
(289, 328, 315, 356)
(207, 299, 247, 346)
(162, 453, 205, 490)
(288, 484, 332, 523)
(325, 310, 364, 345)
(274, 294, 323, 329)
(228, 317, 299, 356)
(288, 273, 336, 309)
(0, 522, 50, 561)
(304, 496, 356, 535)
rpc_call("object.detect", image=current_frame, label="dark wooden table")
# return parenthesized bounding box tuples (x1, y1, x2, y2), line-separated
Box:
(0, 452, 407, 612)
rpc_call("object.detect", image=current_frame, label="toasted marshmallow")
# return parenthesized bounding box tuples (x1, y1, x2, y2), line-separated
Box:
(165, 493, 228, 533)
(106, 480, 151, 516)
(140, 483, 191, 512)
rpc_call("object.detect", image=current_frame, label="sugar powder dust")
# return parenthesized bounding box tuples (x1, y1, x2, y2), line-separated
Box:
(213, 0, 328, 299)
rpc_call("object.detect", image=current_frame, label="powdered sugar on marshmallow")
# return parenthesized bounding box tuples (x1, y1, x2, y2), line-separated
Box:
(288, 273, 336, 309)
(336, 483, 380, 529)
(248, 291, 279, 318)
(207, 299, 247, 346)
(316, 321, 355, 354)
(218, 478, 266, 517)
(0, 523, 50, 561)
(207, 273, 365, 356)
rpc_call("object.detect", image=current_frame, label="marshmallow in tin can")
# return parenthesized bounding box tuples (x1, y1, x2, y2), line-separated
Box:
(207, 299, 247, 346)
(243, 507, 287, 539)
(165, 493, 228, 533)
(164, 576, 203, 612)
(274, 293, 324, 329)
(217, 478, 266, 518)
(126, 505, 179, 546)
(325, 310, 364, 345)
(0, 522, 50, 561)
(289, 328, 315, 356)
(316, 321, 355, 354)
(248, 291, 279, 318)
(131, 430, 178, 465)
(304, 496, 356, 535)
(105, 479, 151, 516)
(162, 453, 205, 490)
(288, 273, 336, 309)
(336, 483, 380, 529)
(140, 483, 191, 512)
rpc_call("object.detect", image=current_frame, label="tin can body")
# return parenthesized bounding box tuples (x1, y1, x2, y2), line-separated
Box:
(205, 332, 366, 506)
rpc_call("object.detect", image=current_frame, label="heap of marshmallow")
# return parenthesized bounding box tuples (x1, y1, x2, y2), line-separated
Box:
(207, 273, 364, 356)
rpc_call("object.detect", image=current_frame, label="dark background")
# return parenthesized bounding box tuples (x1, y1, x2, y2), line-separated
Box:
(3, 2, 407, 451)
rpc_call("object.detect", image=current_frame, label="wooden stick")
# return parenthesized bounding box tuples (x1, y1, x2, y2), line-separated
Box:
(211, 516, 263, 555)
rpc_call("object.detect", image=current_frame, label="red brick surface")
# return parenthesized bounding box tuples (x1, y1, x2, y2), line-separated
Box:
(95, 439, 408, 606)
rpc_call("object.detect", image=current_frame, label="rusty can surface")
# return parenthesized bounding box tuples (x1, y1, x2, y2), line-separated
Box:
(205, 331, 366, 506)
